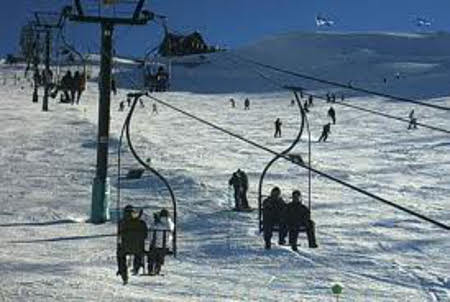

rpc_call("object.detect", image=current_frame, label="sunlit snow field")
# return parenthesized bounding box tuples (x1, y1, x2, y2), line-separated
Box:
(0, 57, 449, 301)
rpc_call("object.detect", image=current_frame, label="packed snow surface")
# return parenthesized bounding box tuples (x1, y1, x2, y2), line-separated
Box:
(1, 32, 450, 301)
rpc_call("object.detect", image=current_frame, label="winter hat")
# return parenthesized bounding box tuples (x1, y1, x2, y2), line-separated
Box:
(160, 208, 169, 217)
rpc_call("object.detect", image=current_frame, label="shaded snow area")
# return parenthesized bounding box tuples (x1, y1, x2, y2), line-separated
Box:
(1, 63, 450, 300)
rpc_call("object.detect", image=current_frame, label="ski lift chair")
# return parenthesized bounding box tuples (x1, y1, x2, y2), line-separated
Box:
(257, 91, 315, 246)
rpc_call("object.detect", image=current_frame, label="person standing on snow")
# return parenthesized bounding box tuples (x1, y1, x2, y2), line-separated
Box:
(230, 98, 236, 108)
(111, 77, 117, 96)
(229, 171, 242, 210)
(244, 98, 250, 110)
(408, 109, 417, 129)
(262, 187, 287, 249)
(274, 118, 283, 138)
(237, 169, 250, 209)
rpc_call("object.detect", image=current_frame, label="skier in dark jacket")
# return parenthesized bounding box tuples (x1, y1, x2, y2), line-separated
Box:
(119, 101, 125, 111)
(284, 190, 318, 251)
(408, 109, 417, 129)
(60, 70, 73, 103)
(303, 100, 309, 113)
(318, 123, 331, 142)
(111, 77, 117, 95)
(229, 171, 242, 210)
(244, 98, 250, 110)
(237, 169, 250, 209)
(262, 187, 287, 249)
(274, 118, 282, 138)
(117, 205, 148, 284)
(308, 95, 313, 107)
(328, 106, 336, 124)
(230, 98, 236, 108)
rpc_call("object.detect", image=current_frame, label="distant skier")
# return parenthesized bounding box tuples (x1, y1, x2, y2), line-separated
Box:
(126, 96, 131, 107)
(331, 93, 336, 103)
(237, 169, 250, 209)
(274, 118, 282, 138)
(152, 103, 158, 114)
(303, 100, 309, 113)
(139, 99, 145, 108)
(117, 205, 148, 285)
(318, 123, 331, 142)
(328, 106, 336, 124)
(408, 109, 417, 129)
(341, 94, 345, 102)
(111, 77, 117, 95)
(244, 98, 250, 110)
(230, 98, 236, 108)
(263, 187, 287, 249)
(229, 171, 242, 210)
(284, 190, 318, 251)
(290, 99, 295, 107)
(308, 95, 313, 107)
(326, 93, 331, 103)
(147, 209, 174, 275)
(119, 101, 125, 111)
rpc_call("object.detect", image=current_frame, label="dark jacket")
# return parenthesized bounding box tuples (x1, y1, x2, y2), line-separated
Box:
(284, 202, 310, 228)
(229, 172, 240, 189)
(238, 170, 248, 191)
(119, 216, 148, 254)
(263, 196, 286, 225)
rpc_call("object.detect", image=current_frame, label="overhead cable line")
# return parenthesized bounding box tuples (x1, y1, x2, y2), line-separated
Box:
(224, 54, 450, 135)
(230, 53, 450, 112)
(113, 49, 449, 231)
(144, 93, 449, 231)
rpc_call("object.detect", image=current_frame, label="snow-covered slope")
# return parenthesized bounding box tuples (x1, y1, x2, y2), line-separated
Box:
(115, 31, 450, 98)
(1, 58, 449, 301)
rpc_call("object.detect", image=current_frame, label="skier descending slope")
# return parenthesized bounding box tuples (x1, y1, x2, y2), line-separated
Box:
(274, 118, 282, 138)
(318, 123, 331, 142)
(408, 109, 418, 129)
(328, 106, 336, 124)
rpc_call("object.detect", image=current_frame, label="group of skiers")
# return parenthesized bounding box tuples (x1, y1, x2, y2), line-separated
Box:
(228, 169, 250, 210)
(117, 205, 174, 285)
(49, 70, 86, 105)
(147, 66, 169, 92)
(262, 187, 318, 251)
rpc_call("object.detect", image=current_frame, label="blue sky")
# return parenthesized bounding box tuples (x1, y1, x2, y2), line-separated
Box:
(1, 0, 449, 57)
